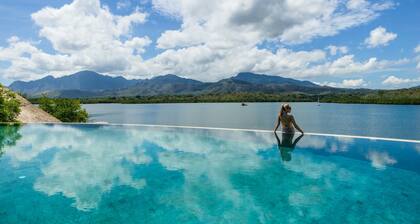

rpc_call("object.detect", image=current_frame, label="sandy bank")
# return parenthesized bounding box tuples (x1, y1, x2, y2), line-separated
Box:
(15, 94, 61, 123)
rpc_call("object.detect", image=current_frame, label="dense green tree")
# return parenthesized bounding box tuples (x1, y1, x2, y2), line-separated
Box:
(0, 86, 21, 122)
(39, 97, 88, 122)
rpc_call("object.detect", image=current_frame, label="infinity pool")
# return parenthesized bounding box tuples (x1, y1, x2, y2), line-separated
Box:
(0, 124, 419, 223)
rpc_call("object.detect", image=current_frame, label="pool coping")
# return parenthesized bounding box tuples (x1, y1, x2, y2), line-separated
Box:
(7, 122, 419, 143)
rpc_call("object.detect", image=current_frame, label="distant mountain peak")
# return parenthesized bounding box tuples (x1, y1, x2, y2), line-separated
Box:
(9, 70, 329, 98)
(235, 72, 266, 77)
(233, 72, 282, 80)
(75, 70, 98, 74)
(147, 74, 203, 85)
(40, 75, 55, 80)
(9, 71, 138, 94)
(231, 72, 319, 88)
(71, 70, 103, 77)
(152, 74, 182, 80)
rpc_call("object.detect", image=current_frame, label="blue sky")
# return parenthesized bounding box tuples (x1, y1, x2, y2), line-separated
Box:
(0, 0, 419, 89)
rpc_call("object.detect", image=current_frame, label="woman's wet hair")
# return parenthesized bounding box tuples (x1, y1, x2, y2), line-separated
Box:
(280, 103, 291, 118)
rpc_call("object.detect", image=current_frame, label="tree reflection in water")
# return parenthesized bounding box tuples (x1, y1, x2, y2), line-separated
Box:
(0, 124, 22, 157)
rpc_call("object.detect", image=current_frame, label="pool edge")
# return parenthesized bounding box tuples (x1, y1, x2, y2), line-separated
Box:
(8, 122, 420, 143)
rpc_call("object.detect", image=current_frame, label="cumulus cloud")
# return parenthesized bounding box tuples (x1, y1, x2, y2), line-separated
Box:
(382, 75, 420, 86)
(140, 46, 330, 81)
(0, 0, 405, 82)
(0, 0, 150, 80)
(301, 55, 408, 78)
(416, 58, 420, 70)
(326, 45, 349, 56)
(153, 0, 393, 46)
(366, 151, 397, 170)
(116, 0, 131, 10)
(364, 26, 397, 48)
(320, 78, 367, 88)
(341, 79, 366, 88)
(0, 39, 74, 80)
(415, 44, 420, 53)
(346, 0, 370, 9)
(414, 44, 420, 70)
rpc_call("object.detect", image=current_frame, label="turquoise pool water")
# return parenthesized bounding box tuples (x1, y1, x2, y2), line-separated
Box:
(0, 124, 419, 223)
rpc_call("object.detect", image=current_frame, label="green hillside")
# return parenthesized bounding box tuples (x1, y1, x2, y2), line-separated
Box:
(28, 88, 420, 105)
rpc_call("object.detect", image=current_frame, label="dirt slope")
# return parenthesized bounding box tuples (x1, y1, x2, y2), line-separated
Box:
(15, 94, 61, 123)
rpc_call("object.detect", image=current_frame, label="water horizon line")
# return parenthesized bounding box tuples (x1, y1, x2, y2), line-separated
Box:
(13, 122, 420, 143)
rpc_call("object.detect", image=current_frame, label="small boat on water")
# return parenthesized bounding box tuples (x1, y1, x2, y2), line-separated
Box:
(241, 103, 248, 106)
(317, 97, 320, 106)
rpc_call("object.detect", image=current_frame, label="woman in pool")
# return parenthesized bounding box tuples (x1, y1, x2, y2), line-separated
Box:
(274, 131, 304, 162)
(273, 103, 304, 134)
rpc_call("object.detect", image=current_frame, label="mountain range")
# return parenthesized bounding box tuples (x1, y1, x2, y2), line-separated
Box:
(9, 70, 337, 98)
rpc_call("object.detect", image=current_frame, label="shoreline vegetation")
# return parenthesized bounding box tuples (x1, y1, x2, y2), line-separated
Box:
(0, 85, 21, 122)
(0, 86, 60, 123)
(29, 88, 420, 105)
(1, 85, 85, 123)
(38, 97, 88, 122)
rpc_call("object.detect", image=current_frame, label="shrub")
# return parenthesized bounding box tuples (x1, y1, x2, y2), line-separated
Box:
(0, 86, 21, 122)
(39, 97, 88, 122)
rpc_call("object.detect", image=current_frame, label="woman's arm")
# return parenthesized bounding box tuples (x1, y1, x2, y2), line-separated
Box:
(292, 133, 304, 148)
(274, 115, 281, 132)
(291, 115, 304, 134)
(274, 131, 281, 146)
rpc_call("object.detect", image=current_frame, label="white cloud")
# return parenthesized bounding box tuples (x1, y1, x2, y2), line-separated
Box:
(326, 45, 349, 56)
(346, 0, 369, 9)
(0, 0, 150, 81)
(0, 40, 74, 80)
(154, 0, 393, 47)
(7, 36, 20, 43)
(319, 78, 367, 88)
(140, 46, 330, 81)
(0, 0, 405, 82)
(414, 45, 420, 70)
(116, 0, 131, 10)
(342, 79, 366, 87)
(382, 75, 420, 86)
(124, 36, 152, 54)
(364, 26, 397, 48)
(414, 44, 420, 53)
(301, 55, 408, 78)
(135, 46, 408, 81)
(32, 0, 147, 54)
(366, 151, 397, 170)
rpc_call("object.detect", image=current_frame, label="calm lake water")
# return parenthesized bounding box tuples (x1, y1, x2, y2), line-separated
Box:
(83, 103, 420, 140)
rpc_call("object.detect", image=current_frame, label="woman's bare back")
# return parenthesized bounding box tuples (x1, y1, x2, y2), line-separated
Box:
(274, 104, 304, 134)
(280, 114, 295, 133)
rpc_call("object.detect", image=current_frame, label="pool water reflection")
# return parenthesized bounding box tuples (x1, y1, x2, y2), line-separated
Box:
(0, 124, 419, 223)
